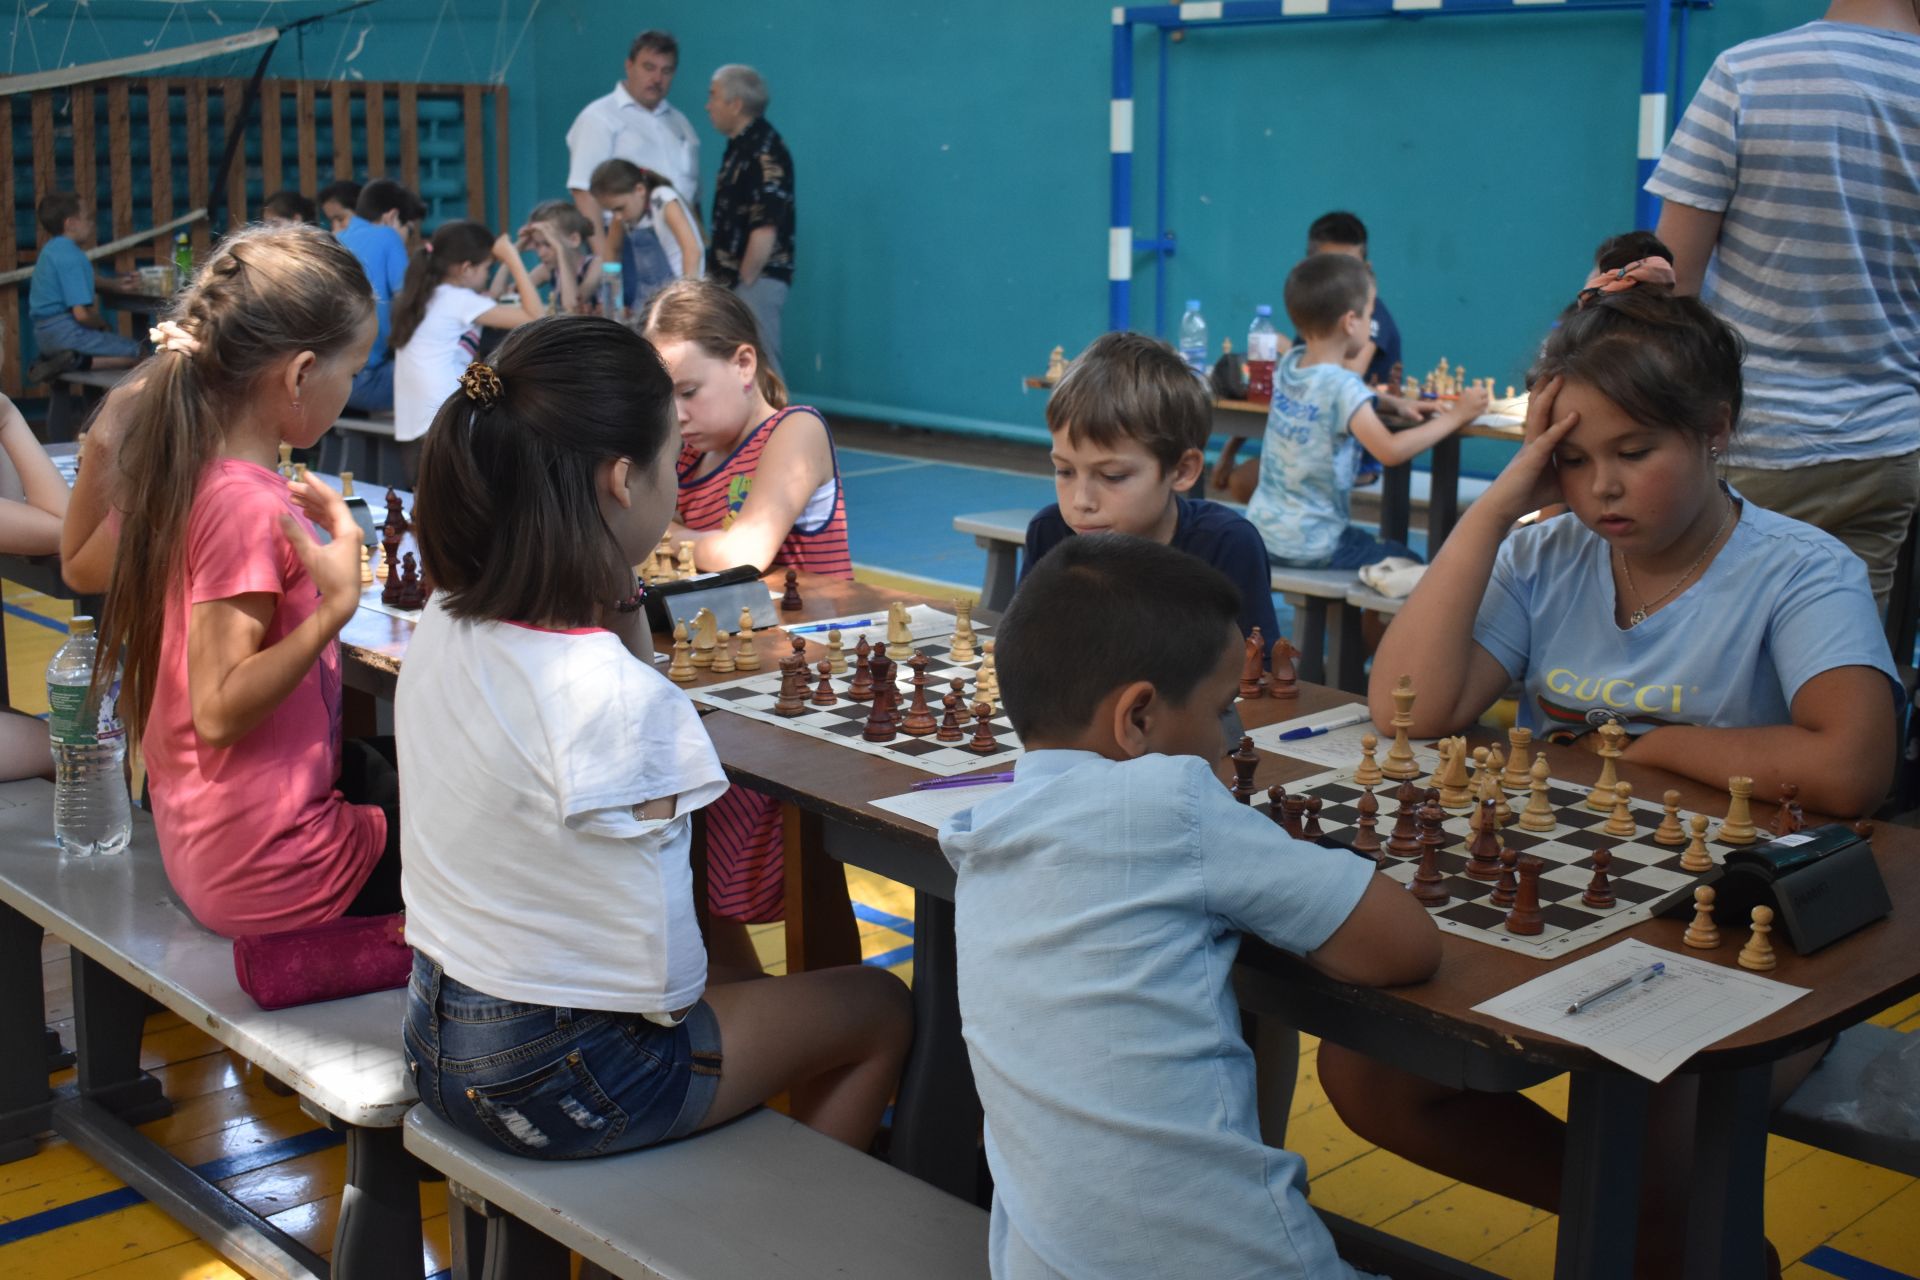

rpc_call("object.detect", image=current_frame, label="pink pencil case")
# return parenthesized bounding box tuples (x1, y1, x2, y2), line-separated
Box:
(233, 912, 412, 1011)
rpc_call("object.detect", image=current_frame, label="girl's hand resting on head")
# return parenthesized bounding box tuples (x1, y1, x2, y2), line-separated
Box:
(282, 479, 367, 628)
(492, 234, 522, 265)
(1479, 375, 1581, 527)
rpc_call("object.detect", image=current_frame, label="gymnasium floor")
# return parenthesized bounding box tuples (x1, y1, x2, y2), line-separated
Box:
(4, 441, 1918, 1279)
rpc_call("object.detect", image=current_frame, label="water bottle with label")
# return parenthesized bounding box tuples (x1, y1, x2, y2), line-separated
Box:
(1246, 305, 1279, 403)
(1178, 300, 1209, 377)
(172, 233, 193, 287)
(599, 261, 627, 324)
(46, 617, 131, 857)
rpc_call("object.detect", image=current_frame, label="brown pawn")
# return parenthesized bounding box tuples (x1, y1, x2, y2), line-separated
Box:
(862, 662, 898, 740)
(1264, 786, 1288, 829)
(1230, 735, 1259, 804)
(1394, 776, 1422, 813)
(937, 687, 965, 741)
(1504, 855, 1546, 935)
(385, 489, 408, 536)
(1238, 627, 1267, 700)
(1385, 788, 1422, 857)
(1350, 790, 1382, 858)
(848, 637, 875, 701)
(1282, 794, 1312, 840)
(1581, 847, 1616, 909)
(380, 524, 404, 605)
(774, 644, 808, 718)
(1302, 795, 1325, 841)
(780, 567, 803, 612)
(1410, 801, 1450, 907)
(1463, 800, 1502, 880)
(1268, 637, 1300, 699)
(1771, 783, 1806, 838)
(1490, 846, 1519, 908)
(900, 661, 940, 737)
(810, 660, 837, 707)
(397, 553, 425, 610)
(966, 702, 998, 755)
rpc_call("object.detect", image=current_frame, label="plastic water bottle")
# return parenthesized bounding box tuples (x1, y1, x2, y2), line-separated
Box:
(1246, 305, 1279, 403)
(172, 233, 193, 285)
(599, 261, 626, 324)
(1178, 300, 1209, 377)
(46, 617, 131, 857)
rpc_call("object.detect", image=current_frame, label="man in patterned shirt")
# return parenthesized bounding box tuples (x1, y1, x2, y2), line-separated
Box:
(1647, 0, 1920, 610)
(705, 64, 795, 377)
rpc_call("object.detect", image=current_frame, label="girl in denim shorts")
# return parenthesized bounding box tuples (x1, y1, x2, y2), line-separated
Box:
(396, 315, 911, 1160)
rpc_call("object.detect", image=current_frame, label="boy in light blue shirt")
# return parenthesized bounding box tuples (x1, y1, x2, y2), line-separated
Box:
(940, 534, 1439, 1279)
(28, 192, 144, 370)
(1248, 254, 1487, 569)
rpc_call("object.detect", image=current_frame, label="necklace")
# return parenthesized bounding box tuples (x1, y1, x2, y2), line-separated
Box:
(1617, 494, 1735, 627)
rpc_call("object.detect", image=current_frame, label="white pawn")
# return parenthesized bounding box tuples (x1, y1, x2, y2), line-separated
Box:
(1737, 906, 1777, 971)
(1680, 813, 1713, 873)
(1603, 781, 1636, 838)
(711, 630, 736, 675)
(735, 609, 761, 670)
(976, 638, 1000, 712)
(360, 544, 374, 588)
(826, 628, 847, 676)
(1354, 733, 1383, 788)
(1683, 885, 1720, 949)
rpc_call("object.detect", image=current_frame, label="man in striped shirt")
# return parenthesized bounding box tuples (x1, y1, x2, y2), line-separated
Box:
(1647, 0, 1920, 610)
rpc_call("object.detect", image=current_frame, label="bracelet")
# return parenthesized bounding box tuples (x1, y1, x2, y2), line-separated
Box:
(612, 575, 647, 614)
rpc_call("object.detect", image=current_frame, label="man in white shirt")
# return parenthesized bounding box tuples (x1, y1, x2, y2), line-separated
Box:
(566, 31, 701, 242)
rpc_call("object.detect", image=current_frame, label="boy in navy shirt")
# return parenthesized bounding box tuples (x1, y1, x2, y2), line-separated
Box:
(28, 193, 143, 371)
(1023, 331, 1280, 646)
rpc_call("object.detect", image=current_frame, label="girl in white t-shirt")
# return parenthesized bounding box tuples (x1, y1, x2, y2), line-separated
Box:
(390, 220, 544, 479)
(586, 158, 704, 308)
(397, 315, 910, 1160)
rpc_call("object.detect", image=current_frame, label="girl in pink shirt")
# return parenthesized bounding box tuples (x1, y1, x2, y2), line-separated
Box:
(94, 225, 391, 938)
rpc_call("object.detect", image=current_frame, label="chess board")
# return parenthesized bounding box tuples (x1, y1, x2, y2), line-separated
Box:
(1267, 766, 1715, 959)
(358, 590, 422, 623)
(689, 638, 1020, 776)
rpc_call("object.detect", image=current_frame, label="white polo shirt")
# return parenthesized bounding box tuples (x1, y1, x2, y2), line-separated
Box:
(566, 81, 701, 214)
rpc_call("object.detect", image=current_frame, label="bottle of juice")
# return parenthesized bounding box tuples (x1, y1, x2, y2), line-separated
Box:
(1246, 305, 1279, 403)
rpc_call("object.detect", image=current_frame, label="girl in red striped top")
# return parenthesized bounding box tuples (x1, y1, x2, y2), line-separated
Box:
(641, 280, 854, 966)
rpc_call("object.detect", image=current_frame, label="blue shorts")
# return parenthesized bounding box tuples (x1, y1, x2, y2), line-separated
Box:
(346, 355, 394, 415)
(402, 952, 723, 1159)
(1269, 524, 1420, 572)
(33, 312, 144, 361)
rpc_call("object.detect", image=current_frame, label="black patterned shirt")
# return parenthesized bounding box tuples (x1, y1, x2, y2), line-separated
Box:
(707, 117, 795, 286)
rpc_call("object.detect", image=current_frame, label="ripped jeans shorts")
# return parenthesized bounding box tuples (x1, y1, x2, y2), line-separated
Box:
(402, 952, 723, 1159)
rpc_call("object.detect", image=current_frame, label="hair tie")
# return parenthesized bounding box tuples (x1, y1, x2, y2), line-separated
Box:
(149, 320, 200, 355)
(422, 241, 434, 255)
(459, 361, 503, 407)
(1577, 256, 1677, 308)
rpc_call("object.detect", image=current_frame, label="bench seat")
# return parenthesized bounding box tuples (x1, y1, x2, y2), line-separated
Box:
(1771, 1022, 1920, 1178)
(0, 778, 420, 1277)
(406, 1103, 989, 1280)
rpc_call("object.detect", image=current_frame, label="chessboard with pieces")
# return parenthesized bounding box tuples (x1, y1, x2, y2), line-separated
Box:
(688, 601, 1020, 776)
(359, 489, 428, 622)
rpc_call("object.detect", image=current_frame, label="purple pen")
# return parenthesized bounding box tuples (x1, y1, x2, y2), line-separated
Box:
(909, 772, 1016, 792)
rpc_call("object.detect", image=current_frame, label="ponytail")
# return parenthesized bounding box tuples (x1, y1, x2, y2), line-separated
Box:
(391, 220, 496, 351)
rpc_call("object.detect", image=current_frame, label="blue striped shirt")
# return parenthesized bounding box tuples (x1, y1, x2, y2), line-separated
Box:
(1645, 21, 1920, 469)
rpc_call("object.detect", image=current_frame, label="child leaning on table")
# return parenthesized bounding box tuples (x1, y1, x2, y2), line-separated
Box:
(939, 533, 1439, 1280)
(397, 315, 909, 1160)
(93, 224, 392, 939)
(1247, 254, 1489, 571)
(1021, 330, 1280, 647)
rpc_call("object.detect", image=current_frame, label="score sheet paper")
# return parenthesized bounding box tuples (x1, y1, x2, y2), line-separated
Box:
(1471, 938, 1809, 1082)
(871, 782, 1013, 831)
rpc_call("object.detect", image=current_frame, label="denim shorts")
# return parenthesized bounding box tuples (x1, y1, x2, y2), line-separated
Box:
(402, 952, 723, 1159)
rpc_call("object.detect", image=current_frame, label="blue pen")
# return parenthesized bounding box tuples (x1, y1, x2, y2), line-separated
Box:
(786, 617, 877, 636)
(1566, 962, 1665, 1015)
(1277, 708, 1371, 741)
(910, 772, 1016, 792)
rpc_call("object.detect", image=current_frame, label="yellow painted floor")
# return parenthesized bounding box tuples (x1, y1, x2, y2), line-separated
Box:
(5, 591, 1919, 1279)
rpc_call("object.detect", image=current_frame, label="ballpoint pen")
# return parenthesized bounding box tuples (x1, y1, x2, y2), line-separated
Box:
(1277, 708, 1371, 741)
(909, 772, 1016, 791)
(1566, 962, 1665, 1015)
(785, 617, 877, 636)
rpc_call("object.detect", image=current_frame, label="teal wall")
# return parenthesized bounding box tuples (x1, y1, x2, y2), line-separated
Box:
(529, 0, 1822, 455)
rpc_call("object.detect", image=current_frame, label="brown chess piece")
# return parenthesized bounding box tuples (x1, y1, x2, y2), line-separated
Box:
(937, 684, 966, 742)
(1581, 847, 1616, 908)
(1504, 855, 1546, 935)
(1268, 636, 1299, 699)
(774, 643, 808, 718)
(1302, 795, 1325, 841)
(848, 637, 874, 701)
(811, 660, 837, 707)
(862, 662, 898, 740)
(1283, 794, 1312, 840)
(1490, 846, 1518, 908)
(900, 657, 939, 737)
(1265, 785, 1289, 828)
(397, 553, 425, 609)
(780, 567, 803, 611)
(1350, 789, 1382, 858)
(385, 489, 408, 536)
(1410, 800, 1450, 906)
(380, 524, 404, 605)
(1386, 787, 1422, 858)
(1238, 627, 1267, 700)
(1464, 800, 1502, 880)
(1230, 735, 1259, 803)
(1771, 783, 1806, 838)
(966, 702, 999, 755)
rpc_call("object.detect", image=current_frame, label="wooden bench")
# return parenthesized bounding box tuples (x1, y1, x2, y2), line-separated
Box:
(0, 779, 423, 1279)
(405, 1102, 989, 1279)
(953, 509, 1365, 691)
(1770, 1022, 1920, 1178)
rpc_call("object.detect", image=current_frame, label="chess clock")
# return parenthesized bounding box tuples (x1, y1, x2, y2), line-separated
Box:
(1679, 826, 1893, 955)
(644, 565, 779, 636)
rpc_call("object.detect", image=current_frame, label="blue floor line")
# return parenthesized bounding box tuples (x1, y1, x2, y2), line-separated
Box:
(852, 901, 914, 937)
(0, 1124, 344, 1247)
(862, 942, 915, 970)
(3, 599, 71, 635)
(1803, 1246, 1920, 1280)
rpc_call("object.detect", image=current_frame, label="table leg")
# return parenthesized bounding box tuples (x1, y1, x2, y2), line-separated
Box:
(782, 806, 860, 973)
(1429, 438, 1462, 553)
(1292, 598, 1328, 686)
(1381, 462, 1412, 547)
(0, 903, 53, 1161)
(1682, 1062, 1770, 1279)
(335, 1123, 426, 1280)
(1328, 601, 1365, 694)
(445, 1187, 489, 1280)
(70, 953, 171, 1123)
(974, 537, 1018, 616)
(1555, 1069, 1649, 1280)
(888, 891, 982, 1202)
